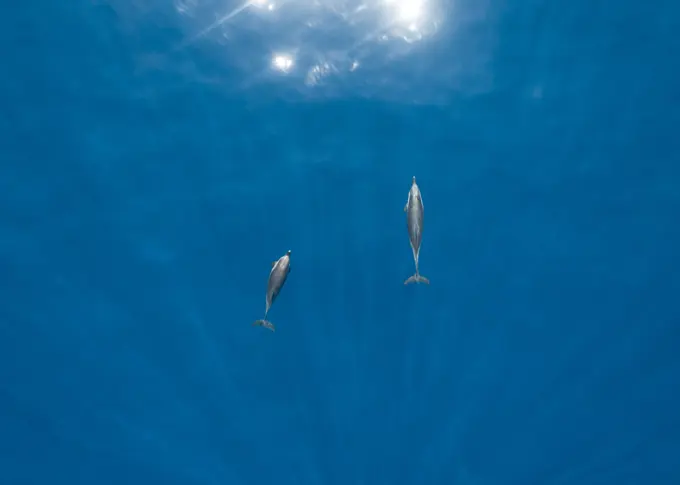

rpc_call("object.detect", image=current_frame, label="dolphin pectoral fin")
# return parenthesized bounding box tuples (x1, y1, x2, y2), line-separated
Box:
(403, 202, 408, 212)
(253, 320, 276, 331)
(404, 274, 430, 285)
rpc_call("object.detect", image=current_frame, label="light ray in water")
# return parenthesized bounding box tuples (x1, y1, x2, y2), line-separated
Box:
(176, 1, 252, 49)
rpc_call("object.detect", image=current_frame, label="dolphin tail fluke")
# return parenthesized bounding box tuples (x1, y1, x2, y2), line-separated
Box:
(253, 319, 275, 332)
(404, 274, 430, 285)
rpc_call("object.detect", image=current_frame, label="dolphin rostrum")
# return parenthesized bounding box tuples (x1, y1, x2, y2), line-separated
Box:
(253, 249, 291, 331)
(404, 176, 430, 285)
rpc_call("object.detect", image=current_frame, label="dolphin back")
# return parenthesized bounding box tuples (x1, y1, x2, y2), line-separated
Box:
(267, 259, 290, 306)
(407, 197, 424, 250)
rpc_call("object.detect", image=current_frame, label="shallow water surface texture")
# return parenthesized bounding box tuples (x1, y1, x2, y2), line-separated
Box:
(1, 0, 680, 484)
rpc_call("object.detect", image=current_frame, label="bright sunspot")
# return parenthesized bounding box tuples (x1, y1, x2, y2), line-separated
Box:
(386, 0, 425, 22)
(272, 53, 294, 72)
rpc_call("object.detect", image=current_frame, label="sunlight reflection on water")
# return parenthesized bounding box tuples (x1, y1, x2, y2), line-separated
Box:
(115, 0, 494, 103)
(179, 0, 441, 78)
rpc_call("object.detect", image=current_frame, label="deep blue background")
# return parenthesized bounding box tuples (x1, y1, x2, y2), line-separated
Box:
(1, 0, 679, 483)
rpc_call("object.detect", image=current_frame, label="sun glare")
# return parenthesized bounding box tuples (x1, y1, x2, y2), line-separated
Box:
(272, 53, 294, 72)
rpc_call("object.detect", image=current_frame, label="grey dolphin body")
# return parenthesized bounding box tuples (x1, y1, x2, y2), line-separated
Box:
(404, 176, 430, 285)
(253, 250, 291, 331)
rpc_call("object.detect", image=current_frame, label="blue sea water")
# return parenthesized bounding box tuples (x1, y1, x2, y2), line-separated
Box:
(1, 0, 680, 483)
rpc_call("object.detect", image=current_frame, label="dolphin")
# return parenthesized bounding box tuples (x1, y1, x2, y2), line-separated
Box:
(253, 249, 291, 331)
(404, 176, 430, 285)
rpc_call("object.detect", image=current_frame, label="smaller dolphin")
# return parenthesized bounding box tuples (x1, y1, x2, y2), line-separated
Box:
(404, 176, 430, 285)
(253, 249, 292, 332)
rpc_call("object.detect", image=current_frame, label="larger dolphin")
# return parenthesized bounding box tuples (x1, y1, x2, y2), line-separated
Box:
(253, 250, 291, 331)
(404, 176, 430, 285)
